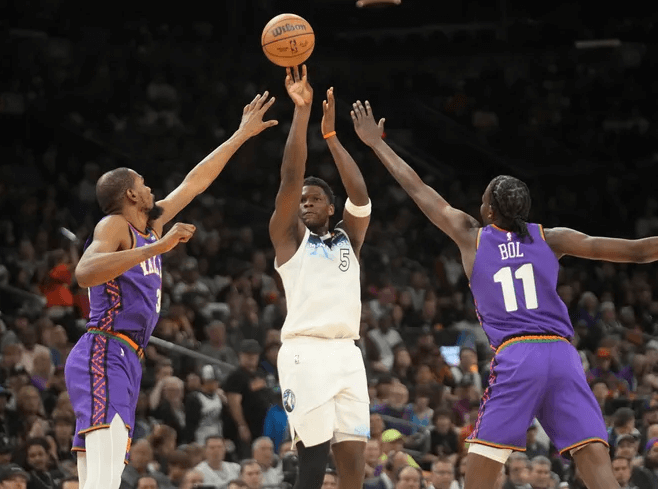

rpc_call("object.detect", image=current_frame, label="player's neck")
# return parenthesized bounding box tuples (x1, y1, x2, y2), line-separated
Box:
(308, 224, 330, 237)
(123, 207, 149, 234)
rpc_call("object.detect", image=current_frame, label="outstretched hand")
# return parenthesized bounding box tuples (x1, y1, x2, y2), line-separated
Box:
(321, 87, 335, 136)
(285, 65, 313, 107)
(351, 100, 385, 148)
(237, 91, 279, 138)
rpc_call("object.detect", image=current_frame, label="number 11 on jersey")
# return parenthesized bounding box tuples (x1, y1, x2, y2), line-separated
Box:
(493, 263, 539, 312)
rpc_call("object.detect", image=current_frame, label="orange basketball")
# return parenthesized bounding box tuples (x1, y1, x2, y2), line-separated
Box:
(261, 13, 315, 67)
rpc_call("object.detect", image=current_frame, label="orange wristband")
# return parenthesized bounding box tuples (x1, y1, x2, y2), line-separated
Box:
(323, 131, 336, 139)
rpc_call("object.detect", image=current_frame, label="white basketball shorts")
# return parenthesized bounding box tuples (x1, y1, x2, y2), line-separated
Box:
(278, 337, 370, 447)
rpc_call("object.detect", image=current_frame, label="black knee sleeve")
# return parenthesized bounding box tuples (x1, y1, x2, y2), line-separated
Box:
(292, 440, 331, 489)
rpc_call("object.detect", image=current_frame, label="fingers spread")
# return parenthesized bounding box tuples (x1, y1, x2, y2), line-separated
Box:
(350, 110, 358, 122)
(365, 101, 373, 117)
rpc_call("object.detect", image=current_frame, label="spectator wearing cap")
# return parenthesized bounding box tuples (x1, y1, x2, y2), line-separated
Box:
(374, 429, 419, 478)
(0, 463, 30, 489)
(614, 434, 655, 489)
(608, 407, 638, 455)
(185, 365, 224, 446)
(224, 340, 271, 459)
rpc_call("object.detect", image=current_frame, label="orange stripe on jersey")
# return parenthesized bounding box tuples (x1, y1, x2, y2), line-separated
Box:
(466, 439, 525, 451)
(538, 224, 546, 241)
(495, 335, 570, 355)
(490, 224, 509, 233)
(559, 438, 609, 455)
(476, 228, 484, 249)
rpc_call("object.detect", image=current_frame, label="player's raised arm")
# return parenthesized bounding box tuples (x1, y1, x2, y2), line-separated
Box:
(352, 101, 478, 249)
(544, 227, 658, 263)
(321, 88, 371, 253)
(153, 91, 278, 228)
(75, 216, 195, 288)
(269, 65, 313, 266)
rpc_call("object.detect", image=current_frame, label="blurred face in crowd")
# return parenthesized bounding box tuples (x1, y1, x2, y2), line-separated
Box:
(321, 473, 338, 489)
(591, 381, 609, 403)
(394, 348, 411, 369)
(241, 462, 263, 489)
(18, 386, 41, 414)
(186, 373, 201, 392)
(364, 439, 381, 467)
(508, 458, 530, 485)
(61, 480, 78, 489)
(54, 419, 74, 444)
(396, 466, 421, 489)
(136, 477, 158, 489)
(2, 344, 22, 368)
(3, 474, 28, 489)
(616, 439, 638, 460)
(388, 383, 409, 409)
(434, 414, 452, 433)
(239, 352, 260, 372)
(459, 349, 477, 371)
(526, 427, 538, 445)
(253, 438, 274, 468)
(163, 378, 184, 404)
(179, 470, 204, 489)
(612, 458, 631, 486)
(431, 460, 454, 489)
(646, 443, 657, 464)
(130, 440, 153, 472)
(205, 437, 226, 466)
(529, 462, 550, 488)
(27, 443, 49, 472)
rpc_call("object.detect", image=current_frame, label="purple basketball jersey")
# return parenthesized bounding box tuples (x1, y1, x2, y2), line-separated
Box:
(470, 223, 574, 348)
(86, 220, 162, 349)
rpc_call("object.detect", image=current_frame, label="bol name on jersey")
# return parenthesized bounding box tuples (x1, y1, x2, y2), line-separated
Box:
(470, 223, 574, 349)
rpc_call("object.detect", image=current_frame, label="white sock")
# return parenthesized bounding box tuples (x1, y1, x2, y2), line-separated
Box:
(83, 414, 129, 489)
(77, 452, 87, 489)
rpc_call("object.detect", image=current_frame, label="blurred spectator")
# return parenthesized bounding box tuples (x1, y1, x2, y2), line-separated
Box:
(528, 456, 552, 489)
(178, 470, 204, 489)
(119, 439, 169, 489)
(239, 459, 263, 489)
(321, 468, 339, 489)
(194, 436, 240, 488)
(429, 458, 457, 489)
(162, 450, 191, 488)
(198, 321, 239, 369)
(428, 408, 459, 460)
(612, 456, 637, 489)
(150, 376, 187, 445)
(525, 424, 548, 460)
(224, 340, 271, 458)
(251, 437, 282, 487)
(23, 437, 62, 489)
(0, 464, 30, 489)
(394, 465, 423, 489)
(184, 365, 223, 446)
(369, 314, 404, 371)
(450, 348, 482, 394)
(503, 452, 531, 489)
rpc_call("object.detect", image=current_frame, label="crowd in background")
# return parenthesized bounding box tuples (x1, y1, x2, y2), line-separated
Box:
(0, 12, 657, 489)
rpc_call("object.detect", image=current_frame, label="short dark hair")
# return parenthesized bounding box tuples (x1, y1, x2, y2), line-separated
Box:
(96, 167, 136, 214)
(239, 458, 260, 474)
(205, 435, 224, 445)
(136, 476, 159, 489)
(613, 407, 636, 428)
(432, 408, 452, 423)
(612, 455, 630, 466)
(488, 175, 532, 241)
(227, 479, 249, 489)
(303, 176, 335, 205)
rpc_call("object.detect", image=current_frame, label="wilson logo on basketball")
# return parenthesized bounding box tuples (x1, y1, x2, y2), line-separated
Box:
(272, 23, 307, 37)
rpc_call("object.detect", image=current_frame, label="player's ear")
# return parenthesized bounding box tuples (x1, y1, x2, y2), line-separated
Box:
(328, 203, 335, 216)
(126, 187, 138, 204)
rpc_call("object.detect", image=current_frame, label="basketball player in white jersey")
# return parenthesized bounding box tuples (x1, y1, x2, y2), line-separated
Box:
(269, 65, 372, 489)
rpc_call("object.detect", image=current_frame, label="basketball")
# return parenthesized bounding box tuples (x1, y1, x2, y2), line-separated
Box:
(261, 13, 315, 67)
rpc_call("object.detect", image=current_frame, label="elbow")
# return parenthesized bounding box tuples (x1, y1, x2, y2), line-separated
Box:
(75, 266, 92, 288)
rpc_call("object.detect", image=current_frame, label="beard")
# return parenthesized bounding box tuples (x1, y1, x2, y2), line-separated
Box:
(147, 204, 164, 223)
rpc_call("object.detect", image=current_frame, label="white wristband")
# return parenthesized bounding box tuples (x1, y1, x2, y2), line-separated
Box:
(345, 198, 372, 217)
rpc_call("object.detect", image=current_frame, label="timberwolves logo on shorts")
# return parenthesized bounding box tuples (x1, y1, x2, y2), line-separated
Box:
(283, 389, 296, 413)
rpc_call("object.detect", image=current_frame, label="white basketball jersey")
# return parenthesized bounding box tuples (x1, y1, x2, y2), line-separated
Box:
(276, 227, 361, 341)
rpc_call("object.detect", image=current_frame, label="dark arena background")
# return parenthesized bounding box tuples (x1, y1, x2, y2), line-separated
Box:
(0, 1, 657, 488)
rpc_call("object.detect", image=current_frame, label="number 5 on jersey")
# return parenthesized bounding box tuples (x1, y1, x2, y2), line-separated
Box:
(493, 263, 538, 312)
(339, 249, 350, 272)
